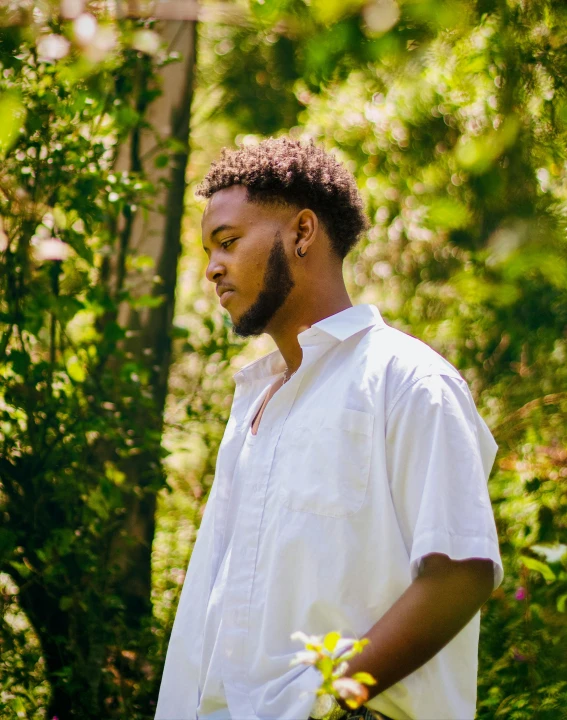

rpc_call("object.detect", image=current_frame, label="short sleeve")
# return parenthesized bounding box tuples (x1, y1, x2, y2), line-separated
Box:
(385, 373, 504, 589)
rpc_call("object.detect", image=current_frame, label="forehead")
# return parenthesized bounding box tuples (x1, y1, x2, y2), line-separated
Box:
(201, 185, 288, 239)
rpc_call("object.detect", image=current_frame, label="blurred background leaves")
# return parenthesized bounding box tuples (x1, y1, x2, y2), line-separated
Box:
(1, 0, 567, 718)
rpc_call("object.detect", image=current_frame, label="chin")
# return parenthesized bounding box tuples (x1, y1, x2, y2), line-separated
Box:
(228, 306, 242, 323)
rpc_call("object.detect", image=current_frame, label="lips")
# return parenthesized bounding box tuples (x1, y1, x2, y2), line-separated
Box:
(219, 289, 235, 307)
(216, 284, 234, 298)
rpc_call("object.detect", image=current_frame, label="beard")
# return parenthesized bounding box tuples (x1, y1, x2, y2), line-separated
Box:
(233, 231, 295, 337)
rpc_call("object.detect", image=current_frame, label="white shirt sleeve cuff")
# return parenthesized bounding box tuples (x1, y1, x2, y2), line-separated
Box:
(410, 529, 504, 590)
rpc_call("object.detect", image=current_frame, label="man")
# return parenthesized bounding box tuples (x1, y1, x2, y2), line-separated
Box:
(156, 138, 503, 720)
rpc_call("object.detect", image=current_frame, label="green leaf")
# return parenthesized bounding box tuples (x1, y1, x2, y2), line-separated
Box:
(128, 254, 155, 272)
(53, 296, 85, 324)
(353, 638, 369, 652)
(8, 349, 30, 375)
(103, 321, 126, 343)
(53, 205, 68, 230)
(85, 488, 111, 520)
(557, 594, 567, 613)
(250, 0, 288, 24)
(9, 560, 32, 579)
(12, 697, 26, 714)
(154, 153, 170, 169)
(310, 0, 365, 25)
(0, 92, 26, 157)
(427, 198, 472, 230)
(456, 116, 519, 174)
(129, 293, 167, 309)
(66, 355, 86, 382)
(104, 460, 126, 486)
(323, 631, 341, 653)
(171, 324, 190, 339)
(59, 596, 74, 611)
(352, 671, 377, 686)
(520, 555, 556, 582)
(318, 655, 333, 677)
(0, 528, 16, 556)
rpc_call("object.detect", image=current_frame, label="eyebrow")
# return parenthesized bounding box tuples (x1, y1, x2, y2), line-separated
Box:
(212, 223, 238, 239)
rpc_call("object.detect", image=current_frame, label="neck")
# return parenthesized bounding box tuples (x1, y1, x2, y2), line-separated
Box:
(268, 284, 352, 375)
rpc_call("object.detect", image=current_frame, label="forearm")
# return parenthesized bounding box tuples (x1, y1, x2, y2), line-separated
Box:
(342, 555, 494, 702)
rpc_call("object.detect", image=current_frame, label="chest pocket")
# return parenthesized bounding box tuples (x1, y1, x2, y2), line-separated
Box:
(274, 407, 374, 517)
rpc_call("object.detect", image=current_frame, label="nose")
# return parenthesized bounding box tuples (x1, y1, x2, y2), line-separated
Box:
(205, 254, 225, 284)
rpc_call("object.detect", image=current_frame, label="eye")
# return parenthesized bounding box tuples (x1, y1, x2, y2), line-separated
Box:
(221, 238, 237, 250)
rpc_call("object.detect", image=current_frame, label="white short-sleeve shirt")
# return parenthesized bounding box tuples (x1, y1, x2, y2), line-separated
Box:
(156, 304, 503, 720)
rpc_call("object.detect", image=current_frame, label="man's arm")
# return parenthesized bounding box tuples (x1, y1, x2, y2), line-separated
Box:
(340, 553, 494, 704)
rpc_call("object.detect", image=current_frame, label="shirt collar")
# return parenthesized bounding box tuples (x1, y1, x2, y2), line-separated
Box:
(233, 304, 385, 385)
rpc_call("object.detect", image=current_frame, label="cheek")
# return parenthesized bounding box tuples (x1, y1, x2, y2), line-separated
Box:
(236, 249, 266, 291)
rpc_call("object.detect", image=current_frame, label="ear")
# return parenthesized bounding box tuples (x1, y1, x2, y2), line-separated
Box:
(292, 209, 318, 256)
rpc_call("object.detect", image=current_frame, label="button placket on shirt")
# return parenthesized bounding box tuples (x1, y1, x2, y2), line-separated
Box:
(208, 378, 277, 592)
(222, 371, 328, 704)
(222, 408, 293, 685)
(221, 343, 338, 704)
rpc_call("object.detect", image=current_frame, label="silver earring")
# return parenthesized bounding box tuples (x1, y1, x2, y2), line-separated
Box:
(296, 246, 307, 258)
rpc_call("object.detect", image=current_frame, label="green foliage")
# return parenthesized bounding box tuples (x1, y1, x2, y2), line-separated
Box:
(202, 0, 474, 135)
(0, 574, 49, 718)
(2, 0, 567, 718)
(0, 5, 178, 718)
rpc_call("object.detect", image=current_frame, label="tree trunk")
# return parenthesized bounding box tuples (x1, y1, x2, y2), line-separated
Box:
(40, 18, 197, 719)
(108, 17, 197, 636)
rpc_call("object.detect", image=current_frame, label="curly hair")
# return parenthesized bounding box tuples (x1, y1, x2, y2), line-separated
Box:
(196, 137, 369, 259)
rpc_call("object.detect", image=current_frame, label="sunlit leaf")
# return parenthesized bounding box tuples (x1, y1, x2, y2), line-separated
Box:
(427, 198, 471, 230)
(129, 293, 167, 309)
(0, 92, 26, 156)
(66, 355, 86, 382)
(520, 556, 556, 583)
(323, 631, 341, 653)
(351, 671, 377, 686)
(310, 0, 365, 25)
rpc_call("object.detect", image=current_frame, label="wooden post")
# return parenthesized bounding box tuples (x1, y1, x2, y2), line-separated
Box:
(101, 3, 198, 650)
(121, 0, 246, 24)
(123, 0, 199, 20)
